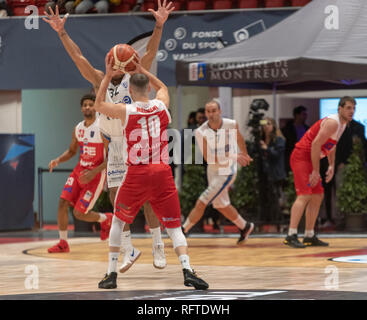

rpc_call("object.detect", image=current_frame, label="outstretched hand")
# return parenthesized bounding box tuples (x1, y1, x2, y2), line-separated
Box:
(149, 0, 175, 27)
(42, 5, 69, 34)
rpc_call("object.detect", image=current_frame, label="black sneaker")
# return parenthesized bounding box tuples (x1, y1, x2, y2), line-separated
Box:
(98, 272, 117, 289)
(283, 234, 306, 248)
(183, 269, 209, 290)
(303, 235, 329, 247)
(237, 222, 254, 245)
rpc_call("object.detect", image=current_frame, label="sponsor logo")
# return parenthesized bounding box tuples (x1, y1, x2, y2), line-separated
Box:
(83, 145, 96, 156)
(83, 190, 93, 202)
(123, 96, 132, 104)
(189, 63, 206, 81)
(63, 186, 72, 193)
(136, 105, 159, 113)
(108, 169, 125, 176)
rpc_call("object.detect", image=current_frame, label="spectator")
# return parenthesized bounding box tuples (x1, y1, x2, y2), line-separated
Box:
(196, 107, 206, 127)
(282, 105, 309, 174)
(0, 0, 11, 17)
(320, 119, 367, 228)
(45, 1, 75, 14)
(186, 111, 197, 129)
(74, 0, 109, 14)
(258, 117, 286, 224)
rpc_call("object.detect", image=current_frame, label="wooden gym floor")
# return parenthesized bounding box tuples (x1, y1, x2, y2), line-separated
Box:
(0, 233, 367, 300)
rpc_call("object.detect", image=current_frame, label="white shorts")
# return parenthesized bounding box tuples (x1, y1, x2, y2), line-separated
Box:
(199, 167, 237, 209)
(107, 140, 126, 188)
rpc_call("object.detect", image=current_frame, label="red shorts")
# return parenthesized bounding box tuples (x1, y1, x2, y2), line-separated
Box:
(290, 148, 324, 196)
(60, 168, 106, 214)
(114, 164, 181, 229)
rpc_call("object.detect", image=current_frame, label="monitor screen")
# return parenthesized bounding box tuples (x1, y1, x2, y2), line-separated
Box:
(320, 98, 367, 138)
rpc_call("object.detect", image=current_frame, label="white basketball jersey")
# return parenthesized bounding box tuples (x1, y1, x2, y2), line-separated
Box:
(195, 118, 238, 174)
(98, 73, 132, 140)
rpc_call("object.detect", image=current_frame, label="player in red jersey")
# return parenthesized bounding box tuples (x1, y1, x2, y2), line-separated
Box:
(47, 94, 113, 253)
(94, 57, 209, 290)
(284, 96, 356, 248)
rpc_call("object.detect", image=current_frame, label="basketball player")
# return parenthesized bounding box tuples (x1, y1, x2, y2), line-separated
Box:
(43, 0, 174, 269)
(48, 94, 112, 253)
(284, 96, 356, 248)
(95, 57, 209, 290)
(182, 100, 255, 245)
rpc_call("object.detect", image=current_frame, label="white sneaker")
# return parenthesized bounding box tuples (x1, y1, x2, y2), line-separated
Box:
(152, 243, 166, 269)
(119, 247, 141, 273)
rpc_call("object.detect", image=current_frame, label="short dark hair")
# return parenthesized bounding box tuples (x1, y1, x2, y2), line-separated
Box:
(80, 93, 95, 106)
(339, 96, 356, 107)
(293, 105, 307, 117)
(197, 107, 205, 114)
(130, 73, 149, 92)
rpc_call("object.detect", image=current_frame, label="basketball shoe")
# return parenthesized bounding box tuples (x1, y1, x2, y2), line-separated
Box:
(183, 269, 209, 290)
(237, 222, 254, 245)
(98, 272, 117, 289)
(119, 247, 141, 273)
(152, 243, 166, 269)
(303, 235, 329, 246)
(283, 234, 306, 248)
(47, 239, 70, 253)
(100, 213, 113, 241)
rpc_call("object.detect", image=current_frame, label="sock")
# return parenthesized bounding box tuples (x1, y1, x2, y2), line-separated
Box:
(305, 229, 314, 238)
(98, 213, 107, 223)
(150, 227, 163, 246)
(182, 218, 194, 232)
(179, 254, 192, 272)
(59, 230, 68, 241)
(121, 231, 133, 254)
(107, 252, 119, 274)
(288, 228, 297, 236)
(232, 215, 246, 230)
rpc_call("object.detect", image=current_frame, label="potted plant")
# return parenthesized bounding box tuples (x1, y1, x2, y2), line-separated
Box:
(336, 138, 367, 232)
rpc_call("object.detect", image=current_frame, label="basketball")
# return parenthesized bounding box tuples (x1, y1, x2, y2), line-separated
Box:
(107, 44, 139, 73)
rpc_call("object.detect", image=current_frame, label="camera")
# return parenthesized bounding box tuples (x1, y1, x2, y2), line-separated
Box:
(248, 99, 269, 143)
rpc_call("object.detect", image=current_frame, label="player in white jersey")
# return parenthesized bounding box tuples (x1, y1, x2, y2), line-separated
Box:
(182, 100, 255, 245)
(43, 0, 174, 269)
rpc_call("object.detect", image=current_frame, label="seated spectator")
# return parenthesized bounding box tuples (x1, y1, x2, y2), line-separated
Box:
(74, 0, 109, 13)
(45, 1, 75, 14)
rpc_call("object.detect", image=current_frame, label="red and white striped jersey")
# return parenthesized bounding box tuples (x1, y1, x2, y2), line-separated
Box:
(75, 119, 106, 171)
(295, 114, 346, 158)
(122, 99, 171, 166)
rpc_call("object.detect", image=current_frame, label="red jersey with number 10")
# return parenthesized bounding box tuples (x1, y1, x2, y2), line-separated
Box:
(295, 114, 346, 158)
(122, 99, 171, 165)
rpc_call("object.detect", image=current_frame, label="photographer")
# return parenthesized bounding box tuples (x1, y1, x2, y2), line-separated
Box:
(258, 117, 286, 224)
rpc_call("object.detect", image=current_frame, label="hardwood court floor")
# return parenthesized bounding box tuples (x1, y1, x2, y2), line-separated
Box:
(1, 236, 367, 298)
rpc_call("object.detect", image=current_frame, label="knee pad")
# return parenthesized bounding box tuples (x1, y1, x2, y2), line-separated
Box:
(166, 227, 187, 249)
(109, 215, 126, 247)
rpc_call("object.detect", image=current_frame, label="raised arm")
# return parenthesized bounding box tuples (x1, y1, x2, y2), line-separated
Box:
(140, 0, 174, 70)
(43, 6, 104, 89)
(94, 55, 126, 122)
(48, 127, 79, 172)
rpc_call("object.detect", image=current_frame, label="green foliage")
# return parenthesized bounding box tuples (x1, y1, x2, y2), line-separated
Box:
(179, 163, 207, 216)
(336, 139, 367, 215)
(93, 190, 113, 212)
(229, 162, 259, 214)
